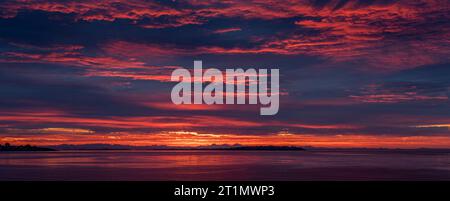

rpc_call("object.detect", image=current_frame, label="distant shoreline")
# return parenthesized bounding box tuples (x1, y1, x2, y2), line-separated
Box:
(2, 143, 449, 153)
(1, 143, 305, 152)
(46, 145, 306, 151)
(0, 144, 56, 152)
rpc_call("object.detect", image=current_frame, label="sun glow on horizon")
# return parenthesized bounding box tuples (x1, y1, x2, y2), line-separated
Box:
(1, 130, 450, 149)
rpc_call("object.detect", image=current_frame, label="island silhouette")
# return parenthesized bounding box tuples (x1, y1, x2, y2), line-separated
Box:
(0, 143, 55, 151)
(6, 143, 305, 151)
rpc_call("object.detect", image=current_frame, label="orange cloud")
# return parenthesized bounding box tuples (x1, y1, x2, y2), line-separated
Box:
(350, 94, 448, 103)
(1, 131, 449, 148)
(1, 43, 183, 82)
(415, 124, 450, 129)
(0, 109, 365, 131)
(212, 27, 242, 34)
(350, 83, 449, 103)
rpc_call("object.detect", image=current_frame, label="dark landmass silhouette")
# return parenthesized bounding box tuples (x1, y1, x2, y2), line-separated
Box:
(0, 143, 55, 151)
(213, 146, 305, 151)
(4, 143, 448, 153)
(48, 144, 168, 150)
(47, 143, 305, 151)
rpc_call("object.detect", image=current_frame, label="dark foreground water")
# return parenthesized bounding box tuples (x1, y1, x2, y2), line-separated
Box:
(0, 150, 449, 180)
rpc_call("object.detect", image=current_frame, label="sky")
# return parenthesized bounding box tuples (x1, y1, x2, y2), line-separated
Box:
(0, 0, 449, 148)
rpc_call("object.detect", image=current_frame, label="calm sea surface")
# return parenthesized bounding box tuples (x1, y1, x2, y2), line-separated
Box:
(0, 150, 449, 180)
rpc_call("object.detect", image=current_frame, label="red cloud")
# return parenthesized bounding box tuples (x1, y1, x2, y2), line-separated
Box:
(212, 27, 242, 34)
(0, 108, 364, 132)
(350, 83, 449, 103)
(1, 0, 449, 70)
(0, 43, 181, 82)
(1, 51, 147, 69)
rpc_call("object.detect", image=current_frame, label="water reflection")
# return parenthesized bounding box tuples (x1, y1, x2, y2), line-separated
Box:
(0, 150, 449, 180)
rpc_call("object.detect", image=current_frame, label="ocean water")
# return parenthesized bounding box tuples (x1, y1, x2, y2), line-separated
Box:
(0, 150, 449, 180)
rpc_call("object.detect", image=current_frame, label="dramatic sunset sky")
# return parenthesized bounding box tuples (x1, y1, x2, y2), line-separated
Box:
(0, 0, 449, 148)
